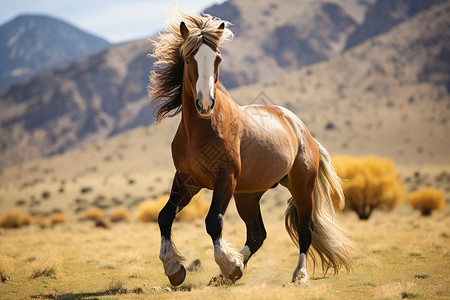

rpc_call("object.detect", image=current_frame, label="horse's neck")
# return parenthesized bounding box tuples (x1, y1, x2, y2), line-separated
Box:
(180, 86, 239, 140)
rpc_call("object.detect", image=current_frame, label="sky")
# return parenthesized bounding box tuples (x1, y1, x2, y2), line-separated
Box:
(0, 0, 225, 43)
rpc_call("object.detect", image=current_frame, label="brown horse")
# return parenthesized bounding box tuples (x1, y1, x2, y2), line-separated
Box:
(149, 11, 353, 286)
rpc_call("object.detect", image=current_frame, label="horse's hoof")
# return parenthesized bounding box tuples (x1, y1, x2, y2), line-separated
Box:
(208, 274, 234, 286)
(292, 277, 310, 286)
(168, 265, 186, 286)
(227, 265, 243, 281)
(296, 279, 310, 286)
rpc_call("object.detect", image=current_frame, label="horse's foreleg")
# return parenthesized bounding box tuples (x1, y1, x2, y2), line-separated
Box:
(158, 172, 198, 286)
(206, 170, 244, 281)
(234, 192, 267, 265)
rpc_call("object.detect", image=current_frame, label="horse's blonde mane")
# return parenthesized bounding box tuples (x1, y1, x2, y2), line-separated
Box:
(149, 10, 234, 122)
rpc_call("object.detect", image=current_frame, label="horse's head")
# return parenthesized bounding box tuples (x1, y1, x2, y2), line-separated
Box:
(180, 21, 224, 119)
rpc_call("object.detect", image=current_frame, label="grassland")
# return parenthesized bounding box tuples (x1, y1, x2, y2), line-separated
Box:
(0, 186, 449, 299)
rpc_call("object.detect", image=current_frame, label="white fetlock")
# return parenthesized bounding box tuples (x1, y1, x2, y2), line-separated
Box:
(160, 238, 184, 276)
(239, 245, 251, 263)
(296, 273, 310, 286)
(214, 238, 244, 280)
(292, 253, 309, 285)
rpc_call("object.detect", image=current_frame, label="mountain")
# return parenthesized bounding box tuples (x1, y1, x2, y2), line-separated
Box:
(0, 0, 446, 169)
(0, 39, 155, 168)
(205, 0, 373, 88)
(0, 15, 110, 92)
(230, 0, 450, 166)
(345, 0, 447, 49)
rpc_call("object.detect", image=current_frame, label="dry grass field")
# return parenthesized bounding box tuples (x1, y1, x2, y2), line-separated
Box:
(0, 186, 449, 299)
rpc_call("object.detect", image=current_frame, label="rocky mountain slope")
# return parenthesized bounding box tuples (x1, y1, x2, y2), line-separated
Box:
(205, 0, 375, 88)
(0, 39, 155, 168)
(0, 15, 110, 92)
(231, 0, 450, 166)
(0, 0, 446, 168)
(345, 0, 446, 49)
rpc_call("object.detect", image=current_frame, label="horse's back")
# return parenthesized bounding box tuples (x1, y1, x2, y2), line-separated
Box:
(240, 104, 313, 152)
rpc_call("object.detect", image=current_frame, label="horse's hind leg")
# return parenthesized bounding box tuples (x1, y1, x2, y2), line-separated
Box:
(234, 191, 267, 265)
(158, 172, 199, 286)
(287, 157, 318, 284)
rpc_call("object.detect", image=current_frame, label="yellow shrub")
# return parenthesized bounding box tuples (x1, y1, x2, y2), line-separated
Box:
(177, 191, 210, 222)
(408, 187, 445, 216)
(50, 212, 68, 225)
(137, 190, 209, 222)
(0, 254, 14, 277)
(29, 258, 62, 279)
(79, 207, 104, 221)
(333, 155, 405, 220)
(136, 194, 167, 222)
(0, 210, 34, 228)
(109, 207, 130, 223)
(35, 215, 51, 228)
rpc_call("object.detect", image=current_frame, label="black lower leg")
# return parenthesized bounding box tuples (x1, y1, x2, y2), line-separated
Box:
(234, 192, 267, 263)
(206, 169, 235, 242)
(158, 202, 176, 239)
(298, 221, 313, 254)
(205, 202, 223, 242)
(243, 226, 266, 263)
(158, 173, 197, 239)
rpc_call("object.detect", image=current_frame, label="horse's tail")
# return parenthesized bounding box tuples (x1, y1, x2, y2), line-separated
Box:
(285, 139, 354, 275)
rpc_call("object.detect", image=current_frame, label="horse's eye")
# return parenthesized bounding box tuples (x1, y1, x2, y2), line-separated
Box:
(185, 59, 189, 64)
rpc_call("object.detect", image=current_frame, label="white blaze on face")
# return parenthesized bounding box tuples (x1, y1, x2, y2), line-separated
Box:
(194, 44, 216, 111)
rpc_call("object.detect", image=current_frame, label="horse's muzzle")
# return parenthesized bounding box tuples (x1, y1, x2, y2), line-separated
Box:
(195, 97, 215, 118)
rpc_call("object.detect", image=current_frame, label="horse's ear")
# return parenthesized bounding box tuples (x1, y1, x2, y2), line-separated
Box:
(180, 21, 189, 40)
(218, 22, 225, 37)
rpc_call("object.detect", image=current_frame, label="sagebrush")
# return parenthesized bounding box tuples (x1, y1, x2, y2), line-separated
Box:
(110, 207, 130, 223)
(0, 254, 14, 277)
(332, 155, 405, 219)
(50, 212, 68, 225)
(137, 190, 209, 222)
(408, 187, 445, 216)
(80, 207, 104, 221)
(29, 258, 61, 279)
(0, 210, 33, 228)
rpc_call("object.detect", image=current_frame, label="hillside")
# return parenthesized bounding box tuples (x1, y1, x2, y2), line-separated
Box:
(0, 1, 449, 217)
(345, 0, 446, 49)
(231, 0, 450, 166)
(1, 0, 428, 169)
(204, 0, 372, 87)
(0, 15, 110, 92)
(0, 39, 156, 168)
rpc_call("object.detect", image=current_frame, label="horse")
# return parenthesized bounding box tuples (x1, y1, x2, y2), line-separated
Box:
(149, 11, 354, 286)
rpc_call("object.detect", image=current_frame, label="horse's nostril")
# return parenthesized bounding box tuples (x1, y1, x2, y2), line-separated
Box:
(195, 98, 214, 117)
(195, 99, 202, 111)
